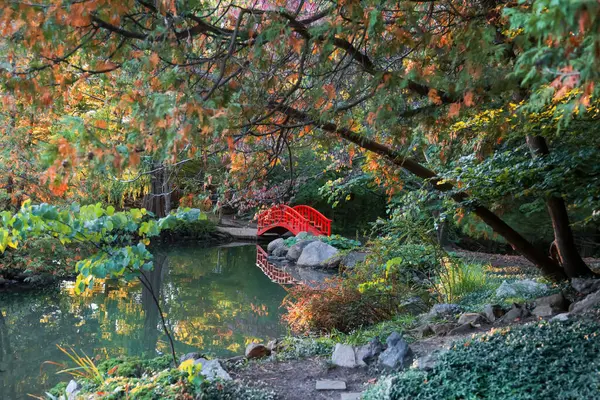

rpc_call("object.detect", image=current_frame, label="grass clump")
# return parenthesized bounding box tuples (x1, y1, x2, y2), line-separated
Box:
(364, 319, 600, 400)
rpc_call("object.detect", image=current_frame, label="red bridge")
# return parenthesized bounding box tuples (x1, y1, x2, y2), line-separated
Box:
(257, 205, 332, 236)
(256, 246, 299, 285)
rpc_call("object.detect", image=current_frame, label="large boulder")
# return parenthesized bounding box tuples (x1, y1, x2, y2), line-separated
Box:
(296, 241, 339, 268)
(570, 290, 600, 314)
(286, 239, 315, 262)
(532, 292, 569, 317)
(331, 344, 358, 368)
(272, 246, 289, 258)
(571, 278, 600, 295)
(267, 238, 286, 253)
(378, 332, 413, 370)
(355, 338, 384, 366)
(245, 343, 271, 359)
(496, 279, 547, 298)
(193, 358, 232, 381)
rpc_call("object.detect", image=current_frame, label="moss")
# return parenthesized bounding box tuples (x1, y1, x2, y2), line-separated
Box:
(98, 355, 173, 378)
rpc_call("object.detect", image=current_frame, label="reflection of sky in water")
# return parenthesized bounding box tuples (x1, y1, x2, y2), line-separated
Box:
(0, 245, 287, 399)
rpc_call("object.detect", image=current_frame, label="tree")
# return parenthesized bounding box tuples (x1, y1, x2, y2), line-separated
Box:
(1, 1, 599, 279)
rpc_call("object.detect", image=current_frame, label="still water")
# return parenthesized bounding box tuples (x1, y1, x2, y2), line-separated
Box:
(0, 244, 288, 399)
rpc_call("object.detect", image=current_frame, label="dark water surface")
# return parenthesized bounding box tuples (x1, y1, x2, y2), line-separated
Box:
(0, 244, 287, 399)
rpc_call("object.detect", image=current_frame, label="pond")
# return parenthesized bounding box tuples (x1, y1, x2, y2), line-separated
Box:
(0, 244, 288, 399)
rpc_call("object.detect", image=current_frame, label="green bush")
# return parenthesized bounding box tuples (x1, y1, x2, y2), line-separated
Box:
(318, 234, 361, 250)
(283, 234, 361, 250)
(364, 320, 600, 400)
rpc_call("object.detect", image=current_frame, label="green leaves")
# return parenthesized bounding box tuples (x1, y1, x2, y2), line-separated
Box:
(0, 202, 205, 294)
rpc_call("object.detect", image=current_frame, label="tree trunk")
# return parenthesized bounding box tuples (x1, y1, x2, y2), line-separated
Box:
(143, 162, 171, 217)
(275, 103, 568, 280)
(526, 135, 593, 278)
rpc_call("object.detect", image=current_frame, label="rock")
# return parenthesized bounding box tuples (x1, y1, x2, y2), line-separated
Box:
(448, 323, 476, 335)
(267, 238, 286, 253)
(180, 352, 201, 363)
(193, 358, 232, 381)
(355, 338, 384, 366)
(325, 254, 343, 269)
(66, 380, 80, 400)
(483, 304, 505, 322)
(535, 292, 569, 310)
(245, 343, 271, 359)
(401, 297, 428, 316)
(378, 332, 413, 370)
(551, 313, 570, 322)
(331, 344, 358, 368)
(457, 313, 488, 326)
(286, 240, 314, 262)
(341, 252, 367, 269)
(501, 303, 531, 322)
(570, 290, 600, 314)
(431, 323, 457, 336)
(297, 241, 339, 268)
(412, 324, 434, 339)
(413, 353, 438, 371)
(428, 304, 461, 320)
(532, 292, 569, 317)
(315, 380, 346, 390)
(571, 278, 600, 295)
(267, 339, 281, 352)
(496, 279, 547, 298)
(272, 246, 289, 258)
(341, 393, 362, 400)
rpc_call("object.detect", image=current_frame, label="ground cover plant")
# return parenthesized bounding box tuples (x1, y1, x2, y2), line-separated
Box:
(364, 319, 600, 400)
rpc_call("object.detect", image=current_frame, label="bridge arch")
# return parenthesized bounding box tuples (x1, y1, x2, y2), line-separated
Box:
(257, 204, 331, 236)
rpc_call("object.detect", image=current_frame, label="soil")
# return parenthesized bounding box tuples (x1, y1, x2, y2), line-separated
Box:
(232, 311, 557, 399)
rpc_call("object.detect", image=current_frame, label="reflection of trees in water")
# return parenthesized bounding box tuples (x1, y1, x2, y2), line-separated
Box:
(0, 310, 15, 399)
(0, 245, 288, 399)
(140, 253, 168, 355)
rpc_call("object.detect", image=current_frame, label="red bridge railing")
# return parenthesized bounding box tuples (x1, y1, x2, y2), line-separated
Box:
(255, 246, 299, 285)
(257, 204, 331, 236)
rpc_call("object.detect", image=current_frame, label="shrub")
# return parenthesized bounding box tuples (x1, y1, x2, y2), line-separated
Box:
(318, 234, 361, 250)
(281, 277, 401, 334)
(364, 319, 600, 400)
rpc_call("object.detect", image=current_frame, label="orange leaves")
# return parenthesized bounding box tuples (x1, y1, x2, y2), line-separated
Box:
(464, 91, 474, 107)
(94, 120, 108, 129)
(428, 88, 442, 105)
(149, 53, 160, 68)
(448, 103, 461, 118)
(323, 84, 336, 100)
(550, 66, 580, 100)
(289, 36, 304, 54)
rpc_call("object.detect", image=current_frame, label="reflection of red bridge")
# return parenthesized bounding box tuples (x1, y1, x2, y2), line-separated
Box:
(256, 246, 299, 285)
(257, 205, 332, 236)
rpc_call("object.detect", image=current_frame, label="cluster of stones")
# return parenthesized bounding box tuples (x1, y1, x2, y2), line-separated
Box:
(266, 232, 365, 269)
